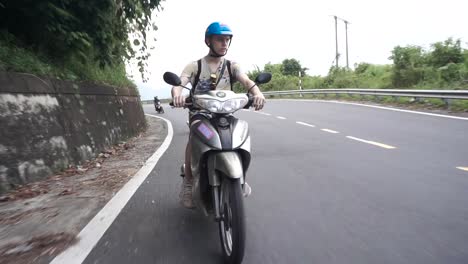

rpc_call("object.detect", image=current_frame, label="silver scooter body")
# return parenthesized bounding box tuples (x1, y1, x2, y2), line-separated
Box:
(164, 70, 271, 263)
(189, 92, 251, 217)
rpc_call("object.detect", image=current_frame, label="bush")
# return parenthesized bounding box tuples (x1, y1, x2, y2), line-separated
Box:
(0, 32, 134, 87)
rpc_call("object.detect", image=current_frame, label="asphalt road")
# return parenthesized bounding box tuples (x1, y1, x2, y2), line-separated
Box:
(84, 100, 468, 264)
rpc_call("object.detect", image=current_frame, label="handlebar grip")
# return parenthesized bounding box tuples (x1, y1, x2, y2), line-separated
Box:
(169, 99, 190, 108)
(244, 94, 254, 109)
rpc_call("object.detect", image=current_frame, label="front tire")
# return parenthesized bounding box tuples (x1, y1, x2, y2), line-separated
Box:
(218, 178, 246, 264)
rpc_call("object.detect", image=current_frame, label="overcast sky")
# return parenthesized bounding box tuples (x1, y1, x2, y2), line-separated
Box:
(129, 0, 468, 99)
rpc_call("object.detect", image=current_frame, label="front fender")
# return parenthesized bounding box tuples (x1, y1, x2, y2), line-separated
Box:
(207, 151, 244, 186)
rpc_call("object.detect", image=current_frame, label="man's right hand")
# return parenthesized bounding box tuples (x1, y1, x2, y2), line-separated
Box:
(172, 95, 186, 108)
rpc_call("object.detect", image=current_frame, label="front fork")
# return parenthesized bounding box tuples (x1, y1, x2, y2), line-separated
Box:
(212, 186, 222, 221)
(208, 152, 245, 222)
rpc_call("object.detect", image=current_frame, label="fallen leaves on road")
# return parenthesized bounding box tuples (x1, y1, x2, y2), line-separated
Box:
(0, 141, 136, 203)
(0, 233, 77, 264)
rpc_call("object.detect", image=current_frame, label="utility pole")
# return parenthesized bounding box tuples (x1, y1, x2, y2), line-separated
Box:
(334, 16, 339, 68)
(299, 71, 303, 97)
(344, 20, 349, 69)
(332, 16, 351, 69)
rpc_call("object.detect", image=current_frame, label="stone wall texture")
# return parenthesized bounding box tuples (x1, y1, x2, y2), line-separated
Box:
(0, 72, 146, 194)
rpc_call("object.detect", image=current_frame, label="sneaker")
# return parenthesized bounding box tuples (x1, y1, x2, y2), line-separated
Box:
(243, 182, 252, 197)
(179, 177, 195, 209)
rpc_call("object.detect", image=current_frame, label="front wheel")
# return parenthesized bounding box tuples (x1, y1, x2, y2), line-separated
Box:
(218, 178, 246, 264)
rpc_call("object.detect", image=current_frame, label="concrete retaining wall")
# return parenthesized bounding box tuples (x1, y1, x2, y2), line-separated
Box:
(0, 72, 146, 194)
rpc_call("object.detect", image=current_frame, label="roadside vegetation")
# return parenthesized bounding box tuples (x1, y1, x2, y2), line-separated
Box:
(238, 38, 468, 111)
(0, 0, 163, 88)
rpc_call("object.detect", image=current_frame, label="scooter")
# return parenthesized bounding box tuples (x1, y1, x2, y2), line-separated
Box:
(164, 71, 271, 264)
(155, 101, 164, 114)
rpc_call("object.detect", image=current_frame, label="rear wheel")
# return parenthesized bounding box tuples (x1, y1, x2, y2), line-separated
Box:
(218, 178, 246, 264)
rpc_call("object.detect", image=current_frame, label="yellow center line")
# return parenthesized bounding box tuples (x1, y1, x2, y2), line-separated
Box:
(457, 167, 468, 172)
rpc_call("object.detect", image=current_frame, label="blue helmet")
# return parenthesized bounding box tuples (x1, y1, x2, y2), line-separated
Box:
(205, 22, 233, 37)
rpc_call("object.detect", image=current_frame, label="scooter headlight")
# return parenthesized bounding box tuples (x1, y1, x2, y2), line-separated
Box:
(196, 97, 248, 113)
(223, 98, 248, 112)
(205, 100, 223, 112)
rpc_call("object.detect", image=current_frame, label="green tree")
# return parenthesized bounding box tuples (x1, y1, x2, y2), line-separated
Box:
(0, 0, 162, 80)
(428, 38, 464, 68)
(281, 58, 307, 76)
(389, 45, 426, 87)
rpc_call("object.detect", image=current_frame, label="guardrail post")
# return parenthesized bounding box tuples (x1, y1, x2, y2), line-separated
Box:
(411, 97, 422, 103)
(443, 98, 453, 110)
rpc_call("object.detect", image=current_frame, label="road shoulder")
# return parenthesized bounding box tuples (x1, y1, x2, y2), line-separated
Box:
(0, 115, 168, 264)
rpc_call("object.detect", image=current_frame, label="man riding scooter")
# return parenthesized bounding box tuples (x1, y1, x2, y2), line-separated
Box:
(154, 96, 164, 114)
(171, 22, 266, 208)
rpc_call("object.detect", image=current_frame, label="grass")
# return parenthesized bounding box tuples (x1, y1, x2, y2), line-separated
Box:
(0, 34, 135, 88)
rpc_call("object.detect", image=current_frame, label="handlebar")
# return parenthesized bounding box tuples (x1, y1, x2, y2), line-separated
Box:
(169, 94, 255, 109)
(169, 97, 192, 108)
(244, 94, 254, 109)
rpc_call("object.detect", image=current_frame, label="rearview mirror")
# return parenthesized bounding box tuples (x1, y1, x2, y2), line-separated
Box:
(255, 73, 272, 84)
(163, 72, 181, 86)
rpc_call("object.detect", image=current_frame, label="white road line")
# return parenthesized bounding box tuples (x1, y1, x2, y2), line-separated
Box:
(50, 114, 173, 264)
(277, 116, 286, 119)
(321, 129, 339, 134)
(251, 111, 271, 116)
(273, 99, 468, 121)
(346, 136, 396, 149)
(296, 121, 315, 127)
(457, 167, 468, 172)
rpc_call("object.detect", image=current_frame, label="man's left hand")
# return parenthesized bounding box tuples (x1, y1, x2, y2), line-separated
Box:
(252, 93, 266, 111)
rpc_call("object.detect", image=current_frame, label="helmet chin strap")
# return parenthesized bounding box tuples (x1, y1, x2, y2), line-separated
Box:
(208, 47, 226, 57)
